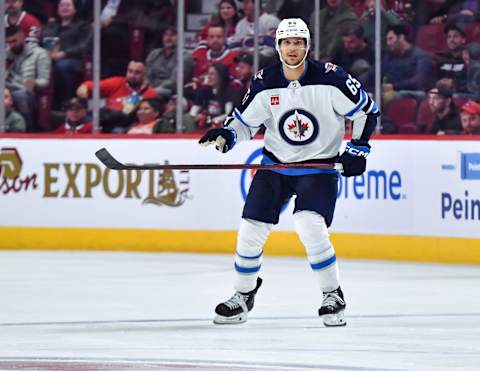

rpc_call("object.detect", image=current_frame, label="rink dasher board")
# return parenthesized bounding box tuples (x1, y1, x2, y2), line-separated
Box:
(0, 136, 479, 263)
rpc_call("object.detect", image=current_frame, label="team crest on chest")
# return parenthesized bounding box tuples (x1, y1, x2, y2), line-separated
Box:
(278, 109, 319, 145)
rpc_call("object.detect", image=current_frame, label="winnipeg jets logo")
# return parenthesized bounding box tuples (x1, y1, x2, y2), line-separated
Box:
(324, 62, 338, 74)
(254, 69, 264, 80)
(287, 111, 309, 139)
(278, 109, 318, 145)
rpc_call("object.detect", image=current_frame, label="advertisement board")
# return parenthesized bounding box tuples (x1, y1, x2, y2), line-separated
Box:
(1, 137, 479, 262)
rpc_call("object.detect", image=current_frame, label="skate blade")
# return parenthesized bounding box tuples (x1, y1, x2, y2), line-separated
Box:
(213, 312, 247, 325)
(321, 311, 346, 327)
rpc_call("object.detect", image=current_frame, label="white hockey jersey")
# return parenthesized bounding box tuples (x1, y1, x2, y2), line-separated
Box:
(227, 60, 379, 163)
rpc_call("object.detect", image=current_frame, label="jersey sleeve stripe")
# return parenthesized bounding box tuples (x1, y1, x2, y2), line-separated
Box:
(345, 89, 367, 118)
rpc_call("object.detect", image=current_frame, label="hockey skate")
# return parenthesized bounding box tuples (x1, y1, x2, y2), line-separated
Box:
(318, 286, 346, 327)
(213, 277, 263, 325)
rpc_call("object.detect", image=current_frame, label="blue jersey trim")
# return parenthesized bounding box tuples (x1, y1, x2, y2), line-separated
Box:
(310, 254, 337, 270)
(346, 89, 367, 118)
(234, 262, 261, 273)
(261, 155, 337, 176)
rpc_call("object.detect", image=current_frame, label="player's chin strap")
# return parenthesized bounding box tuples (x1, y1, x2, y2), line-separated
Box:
(278, 48, 309, 69)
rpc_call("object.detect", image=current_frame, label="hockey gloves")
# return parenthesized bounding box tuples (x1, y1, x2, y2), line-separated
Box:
(339, 140, 371, 177)
(199, 128, 236, 153)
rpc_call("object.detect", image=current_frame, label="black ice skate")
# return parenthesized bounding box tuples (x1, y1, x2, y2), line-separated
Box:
(213, 277, 263, 325)
(318, 286, 346, 327)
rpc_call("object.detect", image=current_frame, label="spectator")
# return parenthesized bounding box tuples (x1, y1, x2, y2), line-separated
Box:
(76, 60, 158, 132)
(463, 42, 480, 99)
(42, 0, 92, 109)
(309, 0, 358, 60)
(5, 0, 42, 44)
(434, 23, 468, 93)
(459, 100, 480, 135)
(4, 87, 26, 132)
(231, 0, 280, 59)
(428, 81, 462, 134)
(187, 63, 233, 130)
(382, 24, 433, 107)
(198, 0, 240, 46)
(146, 27, 194, 98)
(54, 97, 93, 134)
(233, 53, 254, 107)
(127, 98, 163, 134)
(277, 0, 315, 23)
(331, 24, 374, 89)
(191, 25, 238, 85)
(360, 0, 401, 47)
(5, 25, 51, 132)
(154, 95, 196, 133)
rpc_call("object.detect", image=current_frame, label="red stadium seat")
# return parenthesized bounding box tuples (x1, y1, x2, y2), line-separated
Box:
(465, 22, 480, 44)
(387, 97, 418, 127)
(398, 122, 418, 134)
(416, 98, 435, 133)
(415, 24, 446, 54)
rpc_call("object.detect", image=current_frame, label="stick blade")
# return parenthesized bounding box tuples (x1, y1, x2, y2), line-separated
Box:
(95, 148, 126, 170)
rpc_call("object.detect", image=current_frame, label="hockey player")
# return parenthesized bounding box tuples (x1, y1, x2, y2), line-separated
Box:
(199, 18, 379, 327)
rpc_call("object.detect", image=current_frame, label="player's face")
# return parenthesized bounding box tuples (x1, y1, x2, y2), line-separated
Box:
(280, 37, 307, 66)
(446, 30, 466, 51)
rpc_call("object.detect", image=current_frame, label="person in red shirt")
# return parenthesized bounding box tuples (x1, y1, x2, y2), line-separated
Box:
(191, 25, 238, 86)
(76, 60, 158, 132)
(460, 100, 480, 135)
(55, 97, 93, 134)
(5, 0, 42, 43)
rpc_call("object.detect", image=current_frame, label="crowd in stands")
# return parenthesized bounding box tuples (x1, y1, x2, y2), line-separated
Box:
(2, 0, 480, 135)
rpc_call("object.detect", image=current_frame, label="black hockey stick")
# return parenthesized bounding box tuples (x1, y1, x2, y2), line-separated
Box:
(95, 148, 343, 172)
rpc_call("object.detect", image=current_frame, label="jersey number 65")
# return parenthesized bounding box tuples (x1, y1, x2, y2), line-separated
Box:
(346, 74, 361, 95)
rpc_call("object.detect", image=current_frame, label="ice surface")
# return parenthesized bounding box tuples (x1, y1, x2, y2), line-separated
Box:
(1, 251, 479, 370)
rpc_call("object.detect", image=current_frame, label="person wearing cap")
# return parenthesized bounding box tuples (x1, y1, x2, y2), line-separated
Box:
(232, 53, 254, 107)
(428, 81, 462, 134)
(434, 23, 468, 93)
(460, 100, 480, 135)
(199, 18, 379, 327)
(55, 97, 93, 134)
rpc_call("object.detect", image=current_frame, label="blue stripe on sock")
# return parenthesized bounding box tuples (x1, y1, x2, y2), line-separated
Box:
(236, 251, 263, 260)
(310, 254, 337, 270)
(235, 262, 261, 273)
